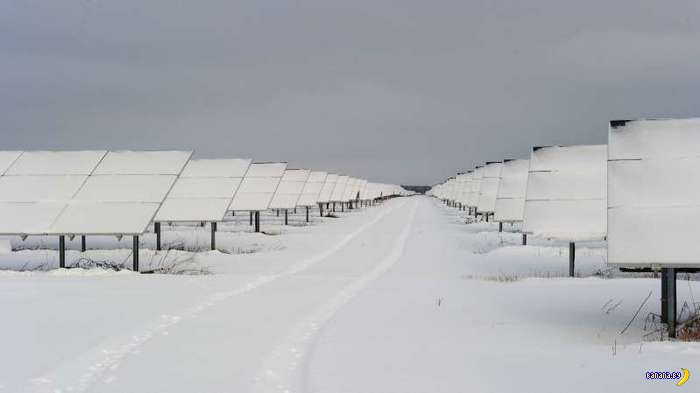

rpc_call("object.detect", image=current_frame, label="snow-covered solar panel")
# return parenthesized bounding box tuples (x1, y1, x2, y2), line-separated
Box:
(356, 179, 368, 200)
(317, 174, 338, 203)
(467, 166, 484, 207)
(0, 175, 87, 202)
(297, 171, 328, 206)
(229, 162, 287, 211)
(92, 150, 191, 175)
(155, 158, 251, 222)
(0, 202, 66, 235)
(494, 159, 529, 222)
(269, 169, 311, 209)
(5, 150, 107, 175)
(44, 150, 192, 235)
(608, 118, 700, 267)
(0, 151, 23, 175)
(330, 175, 350, 202)
(477, 162, 503, 213)
(343, 178, 359, 201)
(523, 145, 606, 241)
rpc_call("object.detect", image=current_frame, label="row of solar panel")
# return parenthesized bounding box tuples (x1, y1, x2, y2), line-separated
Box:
(0, 150, 408, 236)
(428, 117, 700, 269)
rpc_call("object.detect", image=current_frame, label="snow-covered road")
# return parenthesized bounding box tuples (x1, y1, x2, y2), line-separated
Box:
(1, 196, 698, 392)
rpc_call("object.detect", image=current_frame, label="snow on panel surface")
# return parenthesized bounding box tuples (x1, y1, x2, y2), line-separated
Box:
(317, 174, 338, 203)
(0, 176, 87, 202)
(608, 118, 700, 267)
(330, 176, 349, 202)
(297, 171, 328, 206)
(73, 175, 177, 203)
(92, 151, 192, 175)
(49, 202, 161, 235)
(180, 158, 251, 178)
(0, 151, 23, 174)
(467, 167, 484, 207)
(494, 159, 529, 222)
(155, 198, 232, 223)
(343, 178, 359, 201)
(522, 145, 607, 241)
(0, 202, 66, 235)
(4, 150, 107, 175)
(156, 159, 251, 222)
(269, 169, 311, 209)
(229, 162, 287, 211)
(477, 162, 503, 213)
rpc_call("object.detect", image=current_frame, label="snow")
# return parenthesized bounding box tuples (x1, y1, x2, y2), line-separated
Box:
(609, 118, 700, 267)
(296, 171, 328, 207)
(4, 150, 106, 175)
(329, 175, 349, 202)
(0, 196, 697, 392)
(523, 145, 607, 242)
(316, 174, 338, 203)
(92, 151, 192, 175)
(494, 159, 529, 222)
(269, 169, 311, 210)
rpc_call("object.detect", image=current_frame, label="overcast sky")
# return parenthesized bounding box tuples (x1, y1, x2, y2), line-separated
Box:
(2, 1, 699, 185)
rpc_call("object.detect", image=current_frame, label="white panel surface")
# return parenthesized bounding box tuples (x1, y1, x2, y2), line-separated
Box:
(523, 145, 607, 241)
(156, 158, 250, 221)
(296, 171, 328, 206)
(0, 151, 23, 174)
(0, 176, 87, 202)
(269, 169, 311, 209)
(317, 174, 338, 203)
(330, 176, 349, 202)
(494, 159, 529, 222)
(5, 151, 107, 175)
(93, 151, 192, 175)
(477, 162, 503, 213)
(156, 198, 232, 223)
(0, 202, 66, 235)
(608, 118, 700, 267)
(343, 178, 359, 201)
(229, 162, 287, 211)
(180, 158, 251, 178)
(73, 175, 177, 203)
(50, 202, 161, 235)
(466, 167, 484, 207)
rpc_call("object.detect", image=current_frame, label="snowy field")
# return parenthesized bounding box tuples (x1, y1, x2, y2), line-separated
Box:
(0, 196, 698, 392)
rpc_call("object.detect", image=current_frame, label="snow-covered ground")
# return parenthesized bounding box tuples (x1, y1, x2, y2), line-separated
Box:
(0, 196, 697, 392)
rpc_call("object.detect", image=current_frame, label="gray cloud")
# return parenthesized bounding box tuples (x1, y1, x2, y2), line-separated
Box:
(2, 0, 700, 184)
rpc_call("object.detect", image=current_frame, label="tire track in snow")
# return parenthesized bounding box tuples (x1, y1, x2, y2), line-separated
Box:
(26, 200, 406, 393)
(254, 199, 418, 393)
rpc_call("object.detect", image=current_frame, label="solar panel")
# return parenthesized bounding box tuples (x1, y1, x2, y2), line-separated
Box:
(356, 179, 368, 200)
(46, 150, 192, 235)
(343, 178, 359, 201)
(0, 151, 23, 175)
(269, 169, 311, 209)
(296, 171, 328, 207)
(523, 145, 606, 241)
(5, 150, 107, 175)
(477, 162, 503, 213)
(317, 174, 339, 203)
(155, 158, 251, 222)
(494, 159, 529, 222)
(608, 118, 700, 267)
(229, 162, 287, 211)
(467, 166, 484, 207)
(330, 176, 350, 202)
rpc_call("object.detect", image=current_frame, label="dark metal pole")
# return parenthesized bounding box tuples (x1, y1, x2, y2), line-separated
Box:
(132, 235, 139, 272)
(254, 211, 260, 233)
(155, 222, 161, 251)
(81, 235, 86, 252)
(333, 202, 336, 212)
(306, 206, 310, 223)
(284, 209, 288, 226)
(211, 222, 217, 250)
(569, 242, 575, 277)
(522, 233, 527, 246)
(341, 203, 345, 212)
(664, 268, 677, 338)
(498, 222, 503, 233)
(59, 235, 66, 268)
(661, 269, 668, 323)
(276, 209, 280, 217)
(319, 203, 324, 217)
(250, 211, 253, 226)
